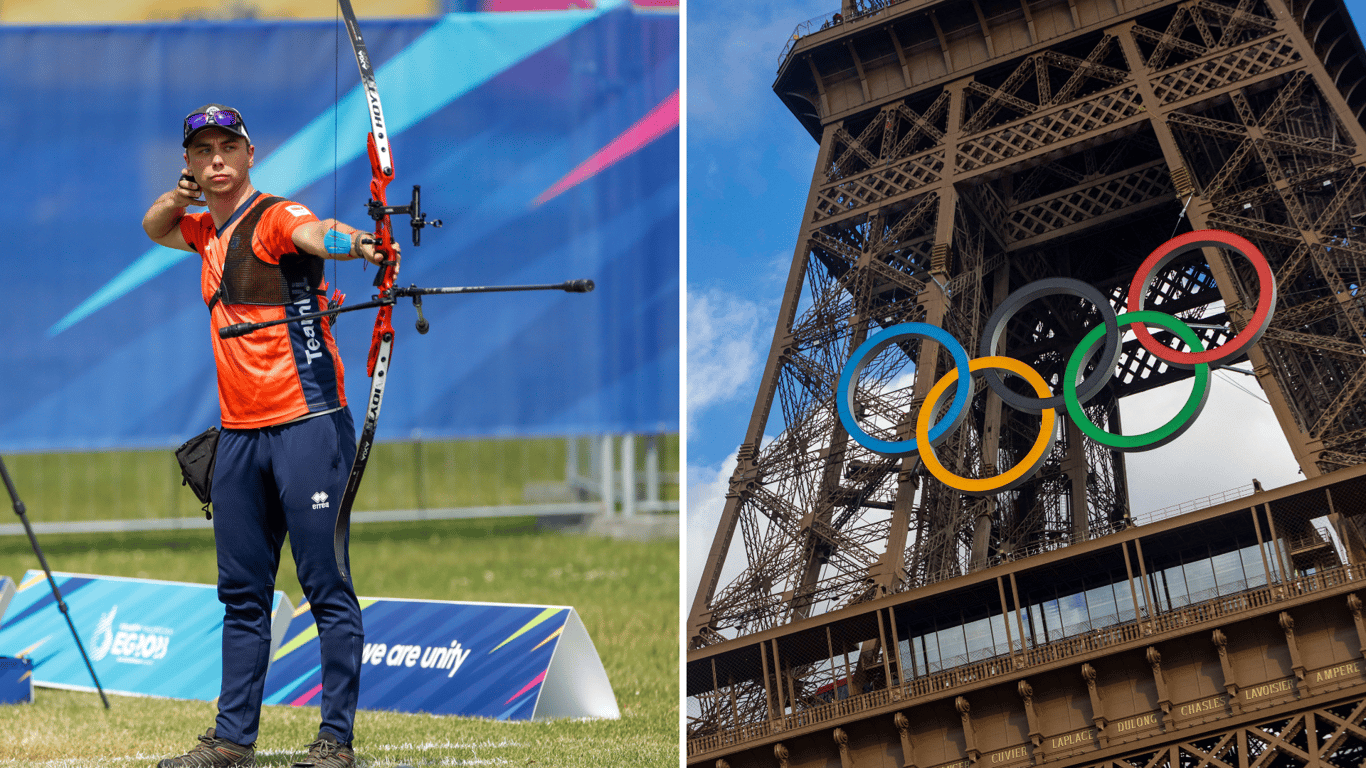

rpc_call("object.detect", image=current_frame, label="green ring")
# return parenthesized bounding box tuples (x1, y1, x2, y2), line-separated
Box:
(1063, 310, 1211, 452)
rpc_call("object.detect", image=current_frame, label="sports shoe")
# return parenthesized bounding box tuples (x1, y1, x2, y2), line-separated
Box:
(291, 731, 355, 767)
(158, 727, 255, 767)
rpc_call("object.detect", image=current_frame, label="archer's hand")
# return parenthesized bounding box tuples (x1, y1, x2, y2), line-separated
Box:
(355, 236, 400, 272)
(176, 170, 207, 207)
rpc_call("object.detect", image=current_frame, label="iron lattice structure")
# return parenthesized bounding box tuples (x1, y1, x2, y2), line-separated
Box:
(1082, 697, 1366, 768)
(689, 0, 1366, 653)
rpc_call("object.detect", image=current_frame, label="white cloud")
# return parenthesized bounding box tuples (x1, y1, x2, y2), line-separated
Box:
(765, 249, 791, 287)
(687, 289, 766, 419)
(1122, 370, 1302, 516)
(686, 434, 779, 606)
(686, 451, 741, 600)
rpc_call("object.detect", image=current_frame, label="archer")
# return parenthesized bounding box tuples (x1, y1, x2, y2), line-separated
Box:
(142, 103, 384, 768)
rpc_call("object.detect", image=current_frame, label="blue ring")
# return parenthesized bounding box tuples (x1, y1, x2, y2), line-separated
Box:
(836, 323, 974, 456)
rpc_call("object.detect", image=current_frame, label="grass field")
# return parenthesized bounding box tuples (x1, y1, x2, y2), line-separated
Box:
(0, 517, 679, 767)
(2, 435, 679, 522)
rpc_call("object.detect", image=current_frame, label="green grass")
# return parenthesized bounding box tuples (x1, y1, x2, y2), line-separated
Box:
(0, 518, 679, 766)
(1, 435, 679, 522)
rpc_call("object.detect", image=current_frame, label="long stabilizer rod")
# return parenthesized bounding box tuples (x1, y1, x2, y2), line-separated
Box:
(0, 456, 110, 709)
(218, 279, 595, 340)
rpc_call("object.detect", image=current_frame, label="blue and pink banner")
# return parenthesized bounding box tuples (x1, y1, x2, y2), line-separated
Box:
(0, 571, 292, 701)
(0, 5, 678, 452)
(0, 571, 616, 719)
(264, 597, 617, 719)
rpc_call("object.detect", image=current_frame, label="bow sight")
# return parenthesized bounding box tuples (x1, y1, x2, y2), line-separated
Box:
(371, 184, 441, 248)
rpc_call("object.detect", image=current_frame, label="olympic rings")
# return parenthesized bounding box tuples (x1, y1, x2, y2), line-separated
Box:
(916, 356, 1057, 495)
(1064, 311, 1212, 451)
(1127, 229, 1275, 368)
(832, 229, 1276, 495)
(836, 323, 974, 456)
(978, 277, 1121, 414)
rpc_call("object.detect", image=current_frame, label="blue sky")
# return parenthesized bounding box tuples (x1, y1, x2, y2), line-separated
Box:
(687, 0, 836, 592)
(682, 0, 1352, 593)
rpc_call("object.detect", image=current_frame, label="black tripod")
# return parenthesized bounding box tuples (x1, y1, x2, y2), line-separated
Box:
(0, 456, 109, 708)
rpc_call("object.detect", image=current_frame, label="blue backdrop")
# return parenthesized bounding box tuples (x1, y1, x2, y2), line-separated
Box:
(0, 5, 678, 452)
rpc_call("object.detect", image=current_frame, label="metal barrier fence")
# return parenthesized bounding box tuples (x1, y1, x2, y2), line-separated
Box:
(0, 433, 678, 535)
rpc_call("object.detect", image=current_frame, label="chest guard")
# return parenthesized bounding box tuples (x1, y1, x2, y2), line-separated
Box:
(212, 196, 324, 309)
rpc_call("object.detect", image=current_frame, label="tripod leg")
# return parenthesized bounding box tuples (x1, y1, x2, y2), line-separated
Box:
(0, 456, 110, 709)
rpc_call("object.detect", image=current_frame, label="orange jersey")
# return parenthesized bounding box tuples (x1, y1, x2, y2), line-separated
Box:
(180, 194, 347, 429)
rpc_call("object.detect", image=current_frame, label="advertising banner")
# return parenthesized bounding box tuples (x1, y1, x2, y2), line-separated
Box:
(1, 8, 679, 453)
(0, 571, 292, 701)
(0, 576, 13, 623)
(263, 597, 617, 720)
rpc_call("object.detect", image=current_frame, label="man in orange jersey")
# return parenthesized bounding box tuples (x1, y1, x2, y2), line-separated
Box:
(143, 104, 390, 768)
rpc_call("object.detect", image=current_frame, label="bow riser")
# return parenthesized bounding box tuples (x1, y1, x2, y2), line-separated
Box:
(365, 131, 398, 377)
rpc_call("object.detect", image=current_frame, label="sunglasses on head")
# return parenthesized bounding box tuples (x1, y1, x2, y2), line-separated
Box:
(185, 109, 244, 133)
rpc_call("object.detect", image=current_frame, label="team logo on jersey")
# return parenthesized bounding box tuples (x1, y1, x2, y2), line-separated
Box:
(286, 204, 311, 217)
(311, 491, 330, 510)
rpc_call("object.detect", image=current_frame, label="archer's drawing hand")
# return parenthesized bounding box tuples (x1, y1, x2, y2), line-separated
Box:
(176, 170, 206, 207)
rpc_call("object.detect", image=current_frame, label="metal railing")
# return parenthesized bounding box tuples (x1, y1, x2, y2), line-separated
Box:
(687, 560, 1366, 757)
(779, 0, 908, 64)
(695, 484, 1268, 656)
(1286, 524, 1335, 554)
(562, 433, 680, 516)
(776, 0, 1172, 71)
(1133, 483, 1259, 525)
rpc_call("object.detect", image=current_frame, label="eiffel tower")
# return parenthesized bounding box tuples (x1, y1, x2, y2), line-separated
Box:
(687, 0, 1366, 763)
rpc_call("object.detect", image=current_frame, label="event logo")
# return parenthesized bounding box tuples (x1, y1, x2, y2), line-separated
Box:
(89, 606, 116, 662)
(87, 604, 174, 665)
(836, 230, 1275, 496)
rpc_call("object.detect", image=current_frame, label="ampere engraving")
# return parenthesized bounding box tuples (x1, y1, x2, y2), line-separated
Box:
(1315, 661, 1363, 683)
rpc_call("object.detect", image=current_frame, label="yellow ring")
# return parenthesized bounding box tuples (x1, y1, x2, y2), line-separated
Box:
(915, 356, 1057, 495)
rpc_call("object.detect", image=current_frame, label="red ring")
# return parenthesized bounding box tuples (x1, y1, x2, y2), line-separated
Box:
(1126, 229, 1275, 368)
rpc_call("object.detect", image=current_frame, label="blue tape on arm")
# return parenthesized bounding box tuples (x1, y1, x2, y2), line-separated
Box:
(324, 230, 352, 255)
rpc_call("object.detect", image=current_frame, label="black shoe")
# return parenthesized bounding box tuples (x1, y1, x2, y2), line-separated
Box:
(158, 728, 255, 767)
(292, 731, 355, 767)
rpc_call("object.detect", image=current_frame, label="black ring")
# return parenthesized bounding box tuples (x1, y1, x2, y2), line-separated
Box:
(977, 277, 1121, 414)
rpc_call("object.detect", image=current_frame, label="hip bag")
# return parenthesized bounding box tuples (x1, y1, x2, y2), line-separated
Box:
(175, 426, 220, 520)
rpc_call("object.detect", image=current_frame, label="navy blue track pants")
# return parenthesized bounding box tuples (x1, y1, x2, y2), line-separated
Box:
(211, 407, 363, 746)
